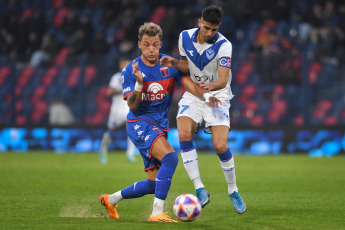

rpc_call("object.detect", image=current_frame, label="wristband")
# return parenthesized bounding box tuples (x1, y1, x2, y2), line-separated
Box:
(203, 92, 211, 103)
(134, 82, 143, 92)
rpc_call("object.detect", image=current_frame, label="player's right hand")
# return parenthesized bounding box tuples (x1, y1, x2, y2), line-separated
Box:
(132, 60, 143, 84)
(207, 96, 222, 108)
(160, 56, 176, 67)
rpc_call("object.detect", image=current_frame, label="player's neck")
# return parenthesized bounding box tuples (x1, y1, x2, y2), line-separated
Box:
(196, 31, 206, 45)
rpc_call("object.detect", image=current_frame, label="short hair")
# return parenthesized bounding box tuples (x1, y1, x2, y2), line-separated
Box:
(138, 22, 163, 41)
(201, 6, 223, 25)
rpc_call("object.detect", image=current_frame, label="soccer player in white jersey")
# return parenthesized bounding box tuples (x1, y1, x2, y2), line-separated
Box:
(160, 6, 246, 214)
(99, 58, 136, 164)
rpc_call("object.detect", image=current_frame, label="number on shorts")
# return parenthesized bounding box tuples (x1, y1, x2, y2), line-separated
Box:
(178, 105, 189, 114)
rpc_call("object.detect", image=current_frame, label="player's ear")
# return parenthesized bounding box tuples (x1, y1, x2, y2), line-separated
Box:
(198, 18, 201, 27)
(138, 41, 141, 49)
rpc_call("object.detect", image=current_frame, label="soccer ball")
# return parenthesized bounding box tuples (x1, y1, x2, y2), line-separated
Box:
(173, 194, 202, 222)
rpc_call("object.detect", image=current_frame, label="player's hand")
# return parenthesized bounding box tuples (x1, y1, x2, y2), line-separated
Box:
(132, 60, 143, 84)
(199, 81, 212, 92)
(160, 56, 177, 67)
(207, 96, 222, 107)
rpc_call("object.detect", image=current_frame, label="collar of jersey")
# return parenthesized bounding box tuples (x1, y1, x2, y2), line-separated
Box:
(192, 28, 219, 44)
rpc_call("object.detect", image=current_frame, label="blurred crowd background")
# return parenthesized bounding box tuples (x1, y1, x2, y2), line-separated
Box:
(1, 0, 345, 127)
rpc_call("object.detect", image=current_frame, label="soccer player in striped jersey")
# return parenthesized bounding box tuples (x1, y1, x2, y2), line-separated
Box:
(160, 6, 246, 214)
(99, 22, 221, 222)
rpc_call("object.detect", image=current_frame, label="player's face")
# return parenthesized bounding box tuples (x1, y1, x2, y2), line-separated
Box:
(138, 35, 162, 65)
(198, 19, 220, 43)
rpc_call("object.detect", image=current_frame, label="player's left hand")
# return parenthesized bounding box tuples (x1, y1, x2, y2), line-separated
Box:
(207, 96, 222, 108)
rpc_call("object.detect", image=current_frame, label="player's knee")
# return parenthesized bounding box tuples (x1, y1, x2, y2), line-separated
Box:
(178, 129, 193, 141)
(213, 142, 228, 154)
(162, 152, 179, 169)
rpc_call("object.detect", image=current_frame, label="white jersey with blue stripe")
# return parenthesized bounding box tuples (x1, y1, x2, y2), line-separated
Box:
(178, 28, 234, 102)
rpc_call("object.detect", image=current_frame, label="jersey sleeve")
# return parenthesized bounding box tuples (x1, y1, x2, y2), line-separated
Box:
(121, 63, 135, 100)
(174, 69, 186, 86)
(178, 32, 187, 60)
(218, 41, 232, 69)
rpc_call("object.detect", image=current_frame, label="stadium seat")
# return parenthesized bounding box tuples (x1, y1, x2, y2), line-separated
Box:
(0, 66, 10, 86)
(42, 67, 59, 86)
(17, 67, 35, 87)
(324, 116, 338, 126)
(66, 67, 81, 87)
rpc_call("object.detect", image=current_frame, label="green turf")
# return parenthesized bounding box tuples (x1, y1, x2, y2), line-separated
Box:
(0, 152, 345, 230)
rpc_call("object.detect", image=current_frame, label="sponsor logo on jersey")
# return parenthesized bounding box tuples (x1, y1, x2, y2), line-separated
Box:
(206, 48, 215, 60)
(219, 57, 231, 68)
(142, 82, 167, 101)
(186, 49, 194, 56)
(123, 87, 131, 93)
(141, 78, 174, 102)
(160, 67, 170, 77)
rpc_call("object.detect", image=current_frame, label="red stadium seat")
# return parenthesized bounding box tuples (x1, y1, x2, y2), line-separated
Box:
(0, 66, 10, 86)
(66, 67, 81, 87)
(42, 67, 59, 86)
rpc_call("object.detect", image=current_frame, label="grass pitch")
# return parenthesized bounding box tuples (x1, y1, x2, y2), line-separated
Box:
(0, 152, 345, 230)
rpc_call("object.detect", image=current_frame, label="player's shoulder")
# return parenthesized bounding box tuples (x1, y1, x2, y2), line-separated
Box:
(180, 28, 198, 37)
(217, 33, 232, 49)
(217, 32, 231, 44)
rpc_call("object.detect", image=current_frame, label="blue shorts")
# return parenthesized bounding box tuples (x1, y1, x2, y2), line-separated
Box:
(127, 119, 166, 171)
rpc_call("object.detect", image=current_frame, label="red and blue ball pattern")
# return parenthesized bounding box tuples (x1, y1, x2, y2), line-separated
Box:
(173, 194, 202, 222)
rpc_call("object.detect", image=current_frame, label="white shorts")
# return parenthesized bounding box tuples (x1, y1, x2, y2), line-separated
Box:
(107, 109, 128, 129)
(176, 97, 230, 133)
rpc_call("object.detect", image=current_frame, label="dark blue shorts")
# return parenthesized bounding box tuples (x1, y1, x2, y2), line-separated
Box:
(127, 119, 166, 171)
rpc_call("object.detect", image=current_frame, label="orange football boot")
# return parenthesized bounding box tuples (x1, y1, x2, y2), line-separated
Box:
(148, 211, 178, 223)
(99, 194, 119, 219)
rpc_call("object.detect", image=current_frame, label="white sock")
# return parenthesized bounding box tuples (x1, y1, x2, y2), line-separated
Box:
(219, 157, 238, 194)
(126, 137, 136, 158)
(181, 149, 204, 190)
(151, 197, 164, 216)
(100, 132, 111, 156)
(108, 191, 123, 206)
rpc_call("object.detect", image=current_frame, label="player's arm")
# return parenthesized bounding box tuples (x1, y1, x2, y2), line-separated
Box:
(160, 57, 190, 74)
(107, 87, 121, 97)
(182, 77, 221, 107)
(199, 66, 229, 92)
(127, 61, 143, 110)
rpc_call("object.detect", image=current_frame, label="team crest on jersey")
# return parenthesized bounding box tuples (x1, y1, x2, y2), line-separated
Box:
(121, 75, 124, 83)
(206, 48, 215, 60)
(219, 57, 231, 68)
(160, 67, 170, 77)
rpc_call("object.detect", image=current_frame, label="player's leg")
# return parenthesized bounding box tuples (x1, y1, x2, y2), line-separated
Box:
(210, 125, 246, 214)
(176, 98, 209, 207)
(177, 116, 210, 207)
(99, 129, 111, 164)
(99, 110, 119, 164)
(148, 136, 178, 222)
(126, 136, 136, 162)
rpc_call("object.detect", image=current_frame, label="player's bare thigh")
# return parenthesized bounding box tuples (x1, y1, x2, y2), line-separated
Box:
(146, 136, 175, 180)
(151, 135, 175, 161)
(177, 116, 199, 141)
(146, 168, 159, 181)
(210, 125, 230, 153)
